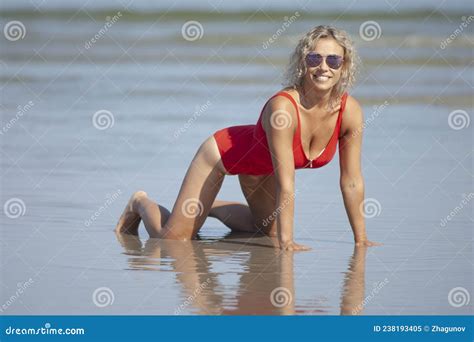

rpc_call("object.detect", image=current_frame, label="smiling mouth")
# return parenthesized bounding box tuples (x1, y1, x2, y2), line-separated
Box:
(312, 74, 331, 82)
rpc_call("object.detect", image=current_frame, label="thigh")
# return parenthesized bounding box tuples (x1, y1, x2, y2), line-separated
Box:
(238, 173, 278, 236)
(163, 135, 226, 239)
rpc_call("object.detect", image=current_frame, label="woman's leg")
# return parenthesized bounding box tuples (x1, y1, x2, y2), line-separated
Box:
(115, 135, 227, 240)
(208, 200, 256, 232)
(115, 192, 170, 235)
(208, 174, 279, 236)
(237, 173, 278, 236)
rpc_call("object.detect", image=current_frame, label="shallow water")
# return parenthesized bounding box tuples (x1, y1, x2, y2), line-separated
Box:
(0, 1, 472, 315)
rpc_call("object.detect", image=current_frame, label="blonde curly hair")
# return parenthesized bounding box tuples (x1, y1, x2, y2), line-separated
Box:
(283, 25, 359, 110)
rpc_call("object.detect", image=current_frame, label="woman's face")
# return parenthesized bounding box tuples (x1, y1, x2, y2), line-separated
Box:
(302, 38, 345, 93)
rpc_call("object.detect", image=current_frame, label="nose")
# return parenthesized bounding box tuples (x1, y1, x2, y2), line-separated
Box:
(319, 57, 330, 71)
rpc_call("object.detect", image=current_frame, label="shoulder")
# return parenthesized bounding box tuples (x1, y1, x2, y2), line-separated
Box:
(343, 94, 363, 117)
(261, 90, 299, 134)
(340, 94, 364, 138)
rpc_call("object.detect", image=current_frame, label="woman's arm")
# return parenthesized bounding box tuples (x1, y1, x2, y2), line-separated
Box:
(338, 97, 381, 247)
(340, 245, 367, 315)
(263, 97, 310, 251)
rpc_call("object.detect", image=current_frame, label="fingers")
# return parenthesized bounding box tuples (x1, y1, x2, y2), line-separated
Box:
(355, 240, 383, 247)
(280, 243, 311, 251)
(296, 244, 311, 251)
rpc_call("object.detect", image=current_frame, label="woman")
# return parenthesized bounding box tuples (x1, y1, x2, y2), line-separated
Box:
(115, 25, 380, 251)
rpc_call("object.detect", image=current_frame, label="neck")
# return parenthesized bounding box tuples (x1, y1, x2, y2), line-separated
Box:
(298, 83, 332, 110)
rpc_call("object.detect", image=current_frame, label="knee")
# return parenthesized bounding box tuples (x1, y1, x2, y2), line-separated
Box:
(131, 190, 148, 209)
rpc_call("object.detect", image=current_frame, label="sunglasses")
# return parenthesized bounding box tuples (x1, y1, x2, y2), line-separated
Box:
(305, 52, 344, 70)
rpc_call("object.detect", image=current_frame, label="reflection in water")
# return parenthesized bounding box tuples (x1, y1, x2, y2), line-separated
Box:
(339, 246, 367, 315)
(115, 232, 369, 315)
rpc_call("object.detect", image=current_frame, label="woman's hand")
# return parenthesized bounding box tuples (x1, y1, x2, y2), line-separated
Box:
(355, 239, 382, 247)
(279, 240, 312, 251)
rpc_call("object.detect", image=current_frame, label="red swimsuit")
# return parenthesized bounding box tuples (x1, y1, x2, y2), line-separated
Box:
(213, 91, 349, 175)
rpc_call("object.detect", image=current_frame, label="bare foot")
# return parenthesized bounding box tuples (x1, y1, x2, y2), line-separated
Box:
(115, 191, 148, 235)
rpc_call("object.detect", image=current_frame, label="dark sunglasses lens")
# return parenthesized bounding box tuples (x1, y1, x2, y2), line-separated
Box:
(305, 53, 322, 67)
(326, 55, 343, 69)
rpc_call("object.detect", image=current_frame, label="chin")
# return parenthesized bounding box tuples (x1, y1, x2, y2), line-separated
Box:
(309, 80, 335, 92)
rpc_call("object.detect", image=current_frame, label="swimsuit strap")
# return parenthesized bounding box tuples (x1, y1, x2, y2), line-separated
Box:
(269, 91, 301, 131)
(275, 91, 349, 114)
(272, 91, 299, 114)
(340, 92, 349, 115)
(337, 92, 349, 139)
(268, 91, 348, 135)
